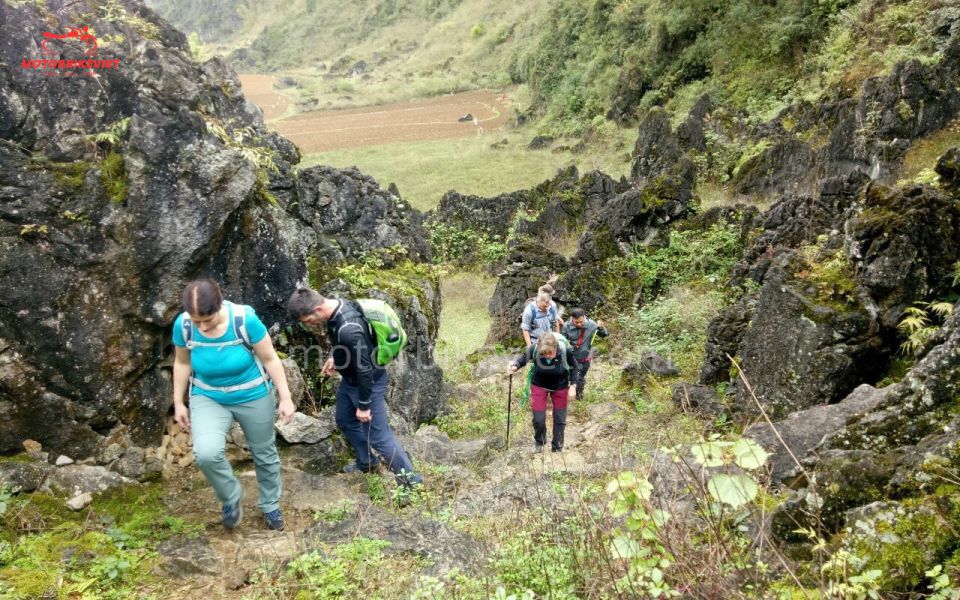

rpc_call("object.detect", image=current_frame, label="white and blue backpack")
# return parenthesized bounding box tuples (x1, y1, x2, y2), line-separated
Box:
(181, 301, 270, 396)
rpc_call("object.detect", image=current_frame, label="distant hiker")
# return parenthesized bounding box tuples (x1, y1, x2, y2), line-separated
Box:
(473, 116, 484, 136)
(560, 307, 608, 399)
(287, 288, 423, 493)
(539, 283, 564, 326)
(507, 332, 576, 452)
(521, 291, 560, 348)
(172, 279, 295, 531)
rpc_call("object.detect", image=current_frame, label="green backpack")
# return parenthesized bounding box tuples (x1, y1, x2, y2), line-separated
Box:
(356, 298, 408, 366)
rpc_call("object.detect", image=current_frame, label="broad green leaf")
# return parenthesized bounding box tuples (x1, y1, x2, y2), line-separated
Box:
(691, 442, 727, 467)
(707, 474, 758, 507)
(607, 472, 637, 495)
(611, 536, 643, 559)
(730, 438, 770, 470)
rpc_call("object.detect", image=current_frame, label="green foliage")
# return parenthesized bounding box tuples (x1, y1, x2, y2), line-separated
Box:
(615, 222, 743, 297)
(492, 528, 580, 599)
(688, 435, 768, 508)
(313, 499, 357, 523)
(617, 286, 726, 377)
(201, 113, 279, 202)
(0, 484, 193, 599)
(898, 300, 955, 356)
(287, 538, 391, 597)
(435, 381, 507, 438)
(470, 22, 486, 38)
(101, 0, 161, 39)
(605, 472, 679, 598)
(100, 150, 127, 204)
(796, 242, 859, 309)
(426, 221, 506, 267)
(365, 473, 387, 502)
(85, 117, 130, 151)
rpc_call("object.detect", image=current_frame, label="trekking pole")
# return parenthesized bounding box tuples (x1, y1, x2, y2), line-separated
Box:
(315, 375, 329, 413)
(506, 373, 513, 450)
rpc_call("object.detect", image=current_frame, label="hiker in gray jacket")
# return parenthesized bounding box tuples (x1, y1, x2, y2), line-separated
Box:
(560, 307, 608, 399)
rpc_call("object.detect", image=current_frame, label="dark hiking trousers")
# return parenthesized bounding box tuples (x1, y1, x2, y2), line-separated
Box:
(573, 360, 591, 398)
(335, 370, 422, 486)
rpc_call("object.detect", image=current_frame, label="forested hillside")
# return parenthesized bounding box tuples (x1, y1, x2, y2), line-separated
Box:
(149, 0, 949, 134)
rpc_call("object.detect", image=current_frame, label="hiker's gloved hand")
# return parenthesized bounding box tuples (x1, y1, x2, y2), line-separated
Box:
(277, 396, 295, 425)
(321, 357, 336, 377)
(356, 408, 372, 423)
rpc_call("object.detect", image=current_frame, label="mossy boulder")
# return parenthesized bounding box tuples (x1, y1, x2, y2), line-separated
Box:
(935, 146, 960, 190)
(732, 264, 882, 419)
(833, 496, 960, 591)
(848, 183, 960, 328)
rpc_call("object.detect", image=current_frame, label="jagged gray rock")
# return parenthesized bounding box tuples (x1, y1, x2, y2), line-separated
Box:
(158, 536, 225, 577)
(276, 409, 337, 444)
(0, 0, 445, 458)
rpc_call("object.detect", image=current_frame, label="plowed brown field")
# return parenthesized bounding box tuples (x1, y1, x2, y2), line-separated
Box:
(239, 75, 509, 153)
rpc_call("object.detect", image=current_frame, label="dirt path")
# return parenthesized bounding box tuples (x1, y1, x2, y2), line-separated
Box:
(238, 74, 292, 122)
(238, 74, 511, 153)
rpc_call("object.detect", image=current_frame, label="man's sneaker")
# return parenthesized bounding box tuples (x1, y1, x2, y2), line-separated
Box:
(551, 445, 563, 453)
(533, 443, 545, 454)
(222, 499, 243, 530)
(264, 509, 284, 531)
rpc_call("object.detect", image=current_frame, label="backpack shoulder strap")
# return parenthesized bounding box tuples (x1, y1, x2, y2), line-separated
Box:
(229, 302, 254, 352)
(181, 312, 194, 349)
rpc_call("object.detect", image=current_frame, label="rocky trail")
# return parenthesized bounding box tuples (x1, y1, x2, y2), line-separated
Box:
(147, 365, 635, 596)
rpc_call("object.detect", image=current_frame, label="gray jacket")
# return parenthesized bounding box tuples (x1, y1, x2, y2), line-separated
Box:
(560, 319, 608, 362)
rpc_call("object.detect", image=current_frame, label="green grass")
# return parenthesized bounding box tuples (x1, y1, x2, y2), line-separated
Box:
(300, 125, 631, 212)
(436, 269, 497, 373)
(897, 117, 960, 185)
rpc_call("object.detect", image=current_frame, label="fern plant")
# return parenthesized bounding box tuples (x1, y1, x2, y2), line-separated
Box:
(898, 301, 954, 355)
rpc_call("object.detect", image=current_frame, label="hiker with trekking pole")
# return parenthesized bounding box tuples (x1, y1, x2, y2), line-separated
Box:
(507, 332, 576, 453)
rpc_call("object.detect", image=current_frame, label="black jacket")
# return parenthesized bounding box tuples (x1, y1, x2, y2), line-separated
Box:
(325, 299, 378, 409)
(513, 344, 576, 391)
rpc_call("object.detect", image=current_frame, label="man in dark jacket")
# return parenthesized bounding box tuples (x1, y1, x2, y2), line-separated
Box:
(560, 307, 608, 399)
(287, 288, 421, 489)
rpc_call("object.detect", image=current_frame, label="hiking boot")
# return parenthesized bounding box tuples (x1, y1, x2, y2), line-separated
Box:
(222, 498, 243, 530)
(263, 508, 284, 531)
(533, 443, 545, 454)
(341, 461, 377, 474)
(551, 445, 563, 453)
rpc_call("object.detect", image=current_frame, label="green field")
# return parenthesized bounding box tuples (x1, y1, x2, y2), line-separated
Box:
(436, 269, 498, 374)
(301, 125, 632, 212)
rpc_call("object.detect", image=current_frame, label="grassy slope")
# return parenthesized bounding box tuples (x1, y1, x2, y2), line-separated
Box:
(300, 123, 632, 211)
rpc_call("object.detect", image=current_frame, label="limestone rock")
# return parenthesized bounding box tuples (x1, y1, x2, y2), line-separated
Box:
(65, 492, 92, 511)
(158, 536, 224, 577)
(276, 409, 337, 444)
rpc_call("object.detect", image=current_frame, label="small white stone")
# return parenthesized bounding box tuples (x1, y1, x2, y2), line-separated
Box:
(66, 493, 93, 511)
(55, 455, 74, 466)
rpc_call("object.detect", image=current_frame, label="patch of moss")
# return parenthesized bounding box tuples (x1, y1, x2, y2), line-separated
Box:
(844, 496, 960, 591)
(795, 245, 859, 311)
(0, 453, 34, 464)
(49, 161, 91, 191)
(100, 150, 127, 204)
